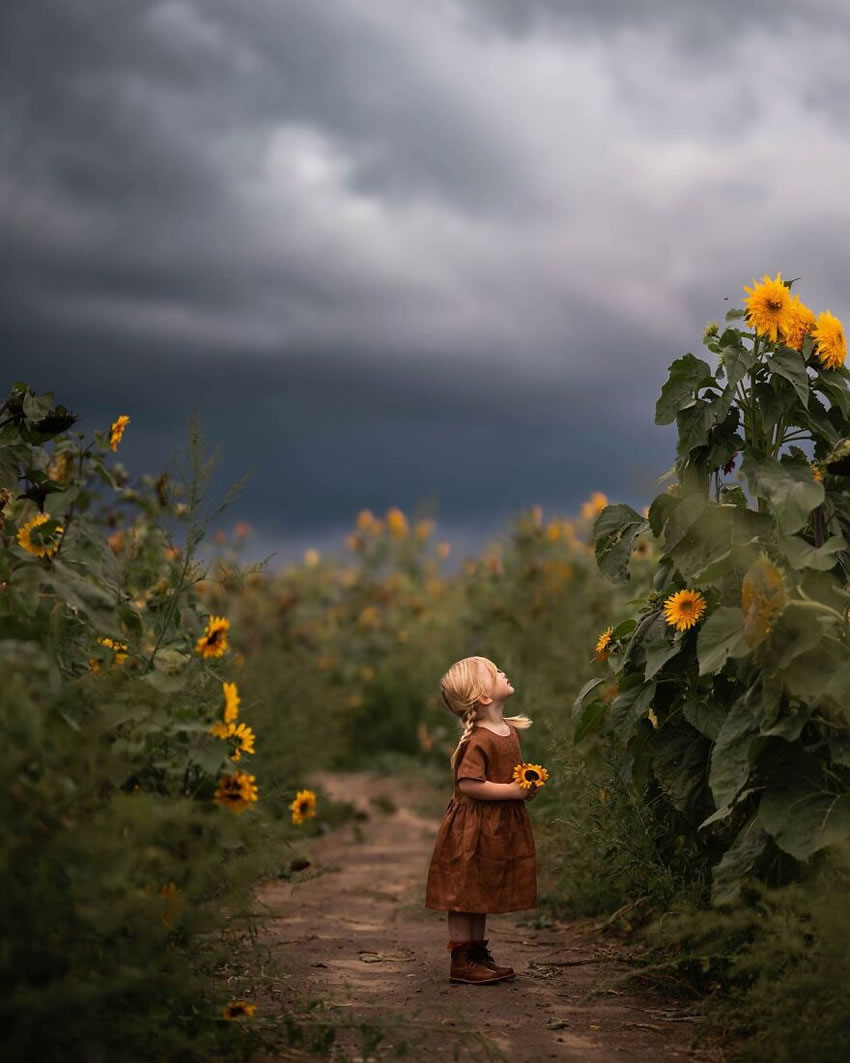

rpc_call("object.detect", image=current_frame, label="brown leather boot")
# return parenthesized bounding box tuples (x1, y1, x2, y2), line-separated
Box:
(467, 938, 514, 979)
(449, 941, 512, 984)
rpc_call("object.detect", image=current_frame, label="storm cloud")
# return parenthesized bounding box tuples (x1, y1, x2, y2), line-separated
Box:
(2, 1, 848, 564)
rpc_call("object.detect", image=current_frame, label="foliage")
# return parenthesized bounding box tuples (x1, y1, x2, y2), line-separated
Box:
(573, 281, 850, 904)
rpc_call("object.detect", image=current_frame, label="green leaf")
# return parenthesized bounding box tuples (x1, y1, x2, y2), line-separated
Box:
(711, 816, 769, 905)
(721, 344, 756, 391)
(811, 370, 850, 421)
(766, 348, 810, 408)
(643, 638, 681, 680)
(760, 766, 850, 860)
(740, 454, 824, 534)
(0, 451, 18, 492)
(573, 700, 608, 744)
(593, 504, 648, 584)
(609, 680, 656, 737)
(697, 607, 750, 675)
(778, 533, 846, 571)
(650, 723, 710, 816)
(708, 697, 759, 809)
(662, 494, 707, 553)
(655, 353, 713, 425)
(610, 618, 637, 640)
(682, 695, 726, 741)
(571, 677, 607, 720)
(725, 308, 746, 321)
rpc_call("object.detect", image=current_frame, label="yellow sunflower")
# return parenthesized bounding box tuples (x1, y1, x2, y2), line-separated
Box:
(781, 295, 816, 351)
(223, 1001, 257, 1020)
(812, 310, 847, 371)
(386, 507, 408, 537)
(109, 414, 131, 451)
(195, 615, 230, 657)
(98, 636, 128, 664)
(17, 512, 64, 558)
(580, 491, 608, 521)
(512, 762, 550, 789)
(742, 272, 793, 342)
(222, 680, 241, 722)
(593, 626, 614, 663)
(663, 589, 707, 631)
(290, 789, 318, 824)
(214, 772, 258, 814)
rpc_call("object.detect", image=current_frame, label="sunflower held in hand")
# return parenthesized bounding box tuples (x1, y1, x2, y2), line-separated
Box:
(512, 762, 549, 789)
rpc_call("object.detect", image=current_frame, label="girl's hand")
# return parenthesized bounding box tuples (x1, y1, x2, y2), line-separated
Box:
(524, 783, 539, 802)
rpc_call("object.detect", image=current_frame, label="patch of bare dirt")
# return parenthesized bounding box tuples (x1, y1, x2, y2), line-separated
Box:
(254, 770, 724, 1062)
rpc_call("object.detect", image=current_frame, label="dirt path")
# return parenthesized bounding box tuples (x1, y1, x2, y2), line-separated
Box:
(256, 770, 723, 1062)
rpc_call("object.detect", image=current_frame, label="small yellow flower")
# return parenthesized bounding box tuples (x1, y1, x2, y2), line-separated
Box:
(742, 272, 793, 342)
(414, 518, 434, 540)
(47, 450, 74, 483)
(812, 310, 847, 371)
(290, 788, 318, 824)
(214, 772, 258, 814)
(594, 626, 613, 663)
(17, 512, 64, 559)
(304, 548, 320, 567)
(98, 636, 129, 664)
(386, 507, 408, 537)
(356, 508, 377, 532)
(545, 520, 561, 542)
(512, 762, 549, 789)
(358, 605, 381, 630)
(209, 721, 231, 739)
(344, 532, 359, 551)
(811, 462, 823, 482)
(109, 414, 131, 451)
(223, 1001, 257, 1019)
(663, 589, 707, 631)
(580, 491, 608, 521)
(195, 616, 230, 658)
(222, 680, 240, 722)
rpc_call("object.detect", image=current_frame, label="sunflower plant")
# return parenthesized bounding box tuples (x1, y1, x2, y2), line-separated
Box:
(573, 275, 850, 904)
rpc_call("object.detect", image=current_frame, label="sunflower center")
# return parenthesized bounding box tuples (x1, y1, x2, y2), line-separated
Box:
(766, 299, 784, 312)
(525, 770, 539, 781)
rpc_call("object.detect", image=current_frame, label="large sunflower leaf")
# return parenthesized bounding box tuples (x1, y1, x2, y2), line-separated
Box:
(655, 353, 713, 425)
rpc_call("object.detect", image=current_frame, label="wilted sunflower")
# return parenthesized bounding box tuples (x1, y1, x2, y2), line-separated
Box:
(781, 295, 816, 351)
(223, 1001, 256, 1020)
(109, 414, 130, 451)
(741, 557, 787, 648)
(290, 789, 318, 824)
(222, 680, 241, 722)
(593, 626, 614, 662)
(214, 772, 258, 814)
(17, 512, 64, 558)
(195, 615, 230, 657)
(663, 589, 707, 631)
(812, 310, 847, 371)
(811, 462, 824, 482)
(742, 272, 793, 342)
(512, 762, 550, 789)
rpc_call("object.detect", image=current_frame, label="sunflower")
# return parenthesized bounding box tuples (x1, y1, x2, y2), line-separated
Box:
(781, 295, 816, 351)
(229, 722, 256, 761)
(223, 1001, 257, 1020)
(98, 636, 128, 664)
(109, 414, 130, 451)
(812, 310, 847, 371)
(290, 789, 318, 824)
(742, 272, 793, 342)
(195, 615, 230, 657)
(222, 680, 241, 722)
(593, 626, 614, 662)
(663, 588, 707, 631)
(512, 762, 550, 789)
(17, 512, 64, 558)
(386, 507, 408, 537)
(214, 772, 258, 814)
(580, 491, 608, 521)
(741, 557, 787, 648)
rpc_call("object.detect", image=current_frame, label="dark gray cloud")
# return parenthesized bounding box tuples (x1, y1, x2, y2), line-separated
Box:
(1, 0, 848, 565)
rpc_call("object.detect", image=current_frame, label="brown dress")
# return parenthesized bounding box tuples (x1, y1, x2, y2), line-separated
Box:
(424, 724, 537, 914)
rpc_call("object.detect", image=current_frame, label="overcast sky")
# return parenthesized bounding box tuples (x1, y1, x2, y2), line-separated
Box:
(2, 0, 849, 568)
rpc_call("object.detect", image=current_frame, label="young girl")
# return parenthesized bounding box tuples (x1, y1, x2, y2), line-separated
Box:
(424, 655, 538, 985)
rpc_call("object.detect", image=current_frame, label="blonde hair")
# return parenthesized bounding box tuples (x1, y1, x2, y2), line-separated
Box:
(440, 655, 532, 771)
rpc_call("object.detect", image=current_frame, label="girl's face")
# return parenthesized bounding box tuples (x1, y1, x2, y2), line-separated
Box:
(481, 663, 514, 703)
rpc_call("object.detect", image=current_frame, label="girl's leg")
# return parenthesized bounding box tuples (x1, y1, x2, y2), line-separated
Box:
(469, 913, 487, 941)
(447, 910, 473, 944)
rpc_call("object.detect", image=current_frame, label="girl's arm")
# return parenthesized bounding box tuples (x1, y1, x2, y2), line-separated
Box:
(457, 779, 536, 801)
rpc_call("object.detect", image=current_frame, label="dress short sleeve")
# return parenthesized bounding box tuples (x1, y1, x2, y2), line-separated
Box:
(456, 737, 487, 782)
